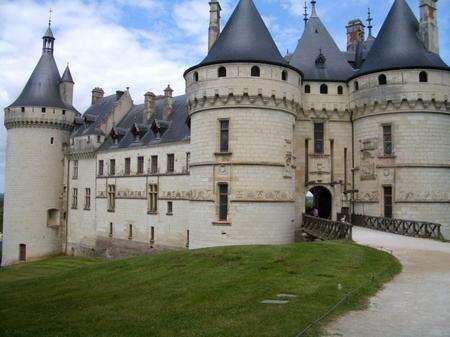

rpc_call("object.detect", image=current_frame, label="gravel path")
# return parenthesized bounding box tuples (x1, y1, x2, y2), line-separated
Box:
(324, 227, 450, 337)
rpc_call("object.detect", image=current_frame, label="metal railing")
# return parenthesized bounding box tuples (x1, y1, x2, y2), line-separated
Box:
(301, 214, 353, 241)
(351, 214, 444, 240)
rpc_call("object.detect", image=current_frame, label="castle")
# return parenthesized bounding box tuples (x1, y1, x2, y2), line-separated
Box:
(2, 0, 449, 266)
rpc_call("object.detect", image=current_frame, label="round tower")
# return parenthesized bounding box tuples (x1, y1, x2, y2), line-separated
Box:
(1, 25, 76, 266)
(185, 0, 302, 248)
(349, 0, 450, 238)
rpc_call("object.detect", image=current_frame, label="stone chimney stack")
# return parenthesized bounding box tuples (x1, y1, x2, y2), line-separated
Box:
(144, 91, 156, 121)
(91, 87, 104, 105)
(163, 85, 173, 119)
(346, 19, 365, 53)
(420, 0, 439, 54)
(208, 1, 221, 51)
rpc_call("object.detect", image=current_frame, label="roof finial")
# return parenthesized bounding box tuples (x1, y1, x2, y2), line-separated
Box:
(303, 2, 309, 25)
(367, 7, 373, 37)
(48, 8, 53, 27)
(310, 0, 317, 17)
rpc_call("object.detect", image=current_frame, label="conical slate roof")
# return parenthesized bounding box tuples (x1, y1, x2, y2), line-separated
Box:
(187, 0, 290, 72)
(289, 9, 355, 81)
(9, 52, 67, 109)
(61, 65, 74, 83)
(355, 0, 448, 78)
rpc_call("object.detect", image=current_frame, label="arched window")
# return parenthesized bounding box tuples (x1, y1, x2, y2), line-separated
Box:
(378, 74, 387, 85)
(218, 66, 227, 78)
(337, 86, 343, 95)
(304, 85, 311, 94)
(320, 84, 328, 94)
(419, 71, 428, 83)
(354, 81, 359, 91)
(193, 72, 199, 82)
(282, 70, 288, 81)
(251, 66, 260, 77)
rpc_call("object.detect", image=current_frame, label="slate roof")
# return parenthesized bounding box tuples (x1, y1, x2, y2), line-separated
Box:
(186, 0, 299, 74)
(61, 66, 74, 83)
(100, 95, 190, 150)
(289, 8, 355, 81)
(73, 94, 190, 150)
(354, 0, 448, 78)
(9, 52, 68, 109)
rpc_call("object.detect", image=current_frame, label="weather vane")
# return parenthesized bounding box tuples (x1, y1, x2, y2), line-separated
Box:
(367, 7, 373, 37)
(303, 1, 308, 25)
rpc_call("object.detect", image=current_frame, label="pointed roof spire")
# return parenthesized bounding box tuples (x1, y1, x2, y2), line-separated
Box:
(61, 65, 74, 83)
(187, 0, 292, 72)
(289, 2, 354, 81)
(367, 7, 373, 38)
(303, 2, 309, 25)
(310, 0, 317, 18)
(355, 0, 447, 78)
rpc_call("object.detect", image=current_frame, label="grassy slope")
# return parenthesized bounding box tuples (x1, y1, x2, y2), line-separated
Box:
(0, 242, 401, 337)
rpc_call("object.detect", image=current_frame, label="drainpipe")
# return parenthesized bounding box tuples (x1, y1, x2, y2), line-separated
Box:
(351, 111, 355, 216)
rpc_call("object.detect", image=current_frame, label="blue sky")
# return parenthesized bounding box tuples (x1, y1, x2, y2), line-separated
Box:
(0, 0, 449, 193)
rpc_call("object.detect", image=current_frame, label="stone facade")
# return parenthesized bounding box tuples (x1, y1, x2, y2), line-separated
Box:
(2, 0, 449, 266)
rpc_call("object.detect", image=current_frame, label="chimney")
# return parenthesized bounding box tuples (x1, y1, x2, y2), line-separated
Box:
(144, 91, 156, 121)
(420, 0, 439, 54)
(346, 19, 365, 53)
(116, 90, 125, 100)
(163, 85, 173, 119)
(91, 87, 104, 105)
(208, 1, 221, 51)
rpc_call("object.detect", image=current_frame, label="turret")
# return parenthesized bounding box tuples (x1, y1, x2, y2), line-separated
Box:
(1, 23, 76, 266)
(420, 0, 439, 54)
(60, 65, 74, 106)
(185, 0, 302, 248)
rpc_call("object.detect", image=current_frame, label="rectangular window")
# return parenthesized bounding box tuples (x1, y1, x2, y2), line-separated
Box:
(98, 160, 104, 176)
(72, 188, 78, 209)
(85, 188, 91, 210)
(383, 125, 393, 156)
(124, 158, 131, 175)
(19, 244, 27, 262)
(41, 107, 46, 113)
(137, 156, 144, 174)
(128, 224, 133, 240)
(186, 230, 190, 249)
(107, 184, 116, 212)
(185, 152, 190, 173)
(109, 159, 116, 176)
(148, 184, 158, 214)
(384, 186, 393, 219)
(167, 154, 175, 173)
(218, 183, 229, 221)
(314, 123, 324, 154)
(151, 155, 158, 174)
(21, 107, 25, 113)
(73, 160, 78, 179)
(150, 226, 155, 245)
(167, 201, 173, 215)
(109, 223, 113, 238)
(219, 120, 229, 153)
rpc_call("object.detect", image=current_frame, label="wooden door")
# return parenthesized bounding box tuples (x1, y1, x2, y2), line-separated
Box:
(19, 244, 26, 262)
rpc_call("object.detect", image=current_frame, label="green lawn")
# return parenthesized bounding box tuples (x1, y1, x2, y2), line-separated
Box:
(0, 242, 401, 337)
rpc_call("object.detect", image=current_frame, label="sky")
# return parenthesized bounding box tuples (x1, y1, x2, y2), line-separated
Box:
(0, 0, 449, 193)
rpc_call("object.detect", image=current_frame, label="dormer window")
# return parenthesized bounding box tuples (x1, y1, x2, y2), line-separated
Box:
(251, 66, 260, 77)
(282, 70, 288, 81)
(378, 74, 387, 85)
(315, 50, 326, 69)
(320, 84, 328, 94)
(419, 71, 428, 83)
(218, 66, 227, 78)
(304, 85, 311, 94)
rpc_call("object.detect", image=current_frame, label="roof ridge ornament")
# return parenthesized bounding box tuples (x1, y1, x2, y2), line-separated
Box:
(367, 7, 373, 38)
(303, 2, 309, 25)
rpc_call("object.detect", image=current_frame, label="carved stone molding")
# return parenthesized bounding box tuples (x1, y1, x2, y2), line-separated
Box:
(4, 117, 73, 131)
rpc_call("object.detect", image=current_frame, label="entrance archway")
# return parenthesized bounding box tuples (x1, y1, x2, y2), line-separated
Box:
(306, 186, 333, 219)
